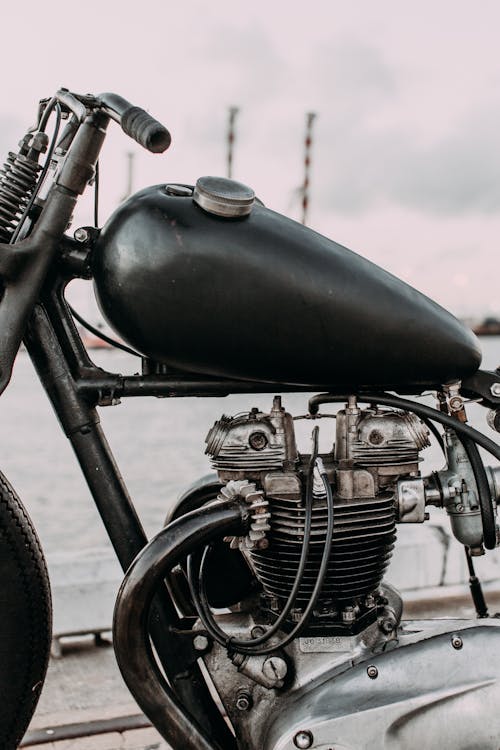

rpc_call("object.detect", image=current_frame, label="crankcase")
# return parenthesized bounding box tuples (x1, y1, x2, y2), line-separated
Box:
(267, 620, 500, 750)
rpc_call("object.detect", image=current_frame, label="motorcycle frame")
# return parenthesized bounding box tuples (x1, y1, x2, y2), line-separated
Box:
(23, 269, 322, 748)
(2, 95, 499, 749)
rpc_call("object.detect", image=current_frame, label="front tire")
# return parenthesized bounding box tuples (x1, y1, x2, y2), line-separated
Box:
(0, 472, 52, 749)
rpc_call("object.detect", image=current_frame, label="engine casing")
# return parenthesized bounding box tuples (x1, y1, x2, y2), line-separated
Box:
(201, 617, 500, 750)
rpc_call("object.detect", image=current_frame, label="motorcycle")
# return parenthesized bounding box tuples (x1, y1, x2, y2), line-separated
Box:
(1, 89, 500, 750)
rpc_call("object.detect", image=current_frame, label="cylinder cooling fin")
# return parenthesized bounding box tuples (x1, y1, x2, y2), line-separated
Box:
(250, 494, 396, 606)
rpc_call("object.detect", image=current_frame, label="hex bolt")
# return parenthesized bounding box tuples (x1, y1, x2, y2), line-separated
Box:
(367, 665, 378, 679)
(378, 616, 396, 635)
(342, 606, 356, 623)
(74, 227, 89, 243)
(449, 396, 463, 411)
(251, 625, 266, 638)
(451, 634, 463, 650)
(193, 634, 209, 652)
(490, 383, 500, 397)
(269, 596, 280, 612)
(235, 690, 253, 711)
(364, 593, 376, 608)
(293, 729, 314, 749)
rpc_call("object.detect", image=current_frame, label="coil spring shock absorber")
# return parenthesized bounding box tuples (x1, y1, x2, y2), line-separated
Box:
(0, 132, 47, 243)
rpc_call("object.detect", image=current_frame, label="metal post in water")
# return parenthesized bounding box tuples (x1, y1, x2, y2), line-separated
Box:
(227, 107, 239, 179)
(302, 112, 316, 226)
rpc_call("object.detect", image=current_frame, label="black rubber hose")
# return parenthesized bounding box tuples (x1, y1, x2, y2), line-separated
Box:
(308, 391, 499, 550)
(187, 428, 319, 654)
(421, 416, 446, 456)
(252, 456, 334, 653)
(113, 499, 249, 750)
(308, 392, 500, 462)
(413, 417, 494, 546)
(69, 304, 141, 357)
(186, 549, 227, 647)
(459, 434, 497, 549)
(229, 427, 319, 648)
(189, 450, 335, 656)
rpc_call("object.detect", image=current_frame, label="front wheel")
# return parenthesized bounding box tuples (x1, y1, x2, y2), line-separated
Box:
(0, 472, 52, 749)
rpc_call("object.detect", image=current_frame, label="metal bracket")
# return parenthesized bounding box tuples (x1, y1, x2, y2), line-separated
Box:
(461, 369, 500, 407)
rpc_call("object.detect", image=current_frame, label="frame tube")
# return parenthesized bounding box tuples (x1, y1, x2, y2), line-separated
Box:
(24, 299, 236, 747)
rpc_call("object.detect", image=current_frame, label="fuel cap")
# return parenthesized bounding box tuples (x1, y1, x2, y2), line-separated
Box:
(193, 176, 255, 218)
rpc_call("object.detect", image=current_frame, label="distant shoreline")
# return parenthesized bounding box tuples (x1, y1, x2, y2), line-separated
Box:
(473, 326, 500, 337)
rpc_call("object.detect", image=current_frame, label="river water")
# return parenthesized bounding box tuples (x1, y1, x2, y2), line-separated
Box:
(0, 338, 498, 557)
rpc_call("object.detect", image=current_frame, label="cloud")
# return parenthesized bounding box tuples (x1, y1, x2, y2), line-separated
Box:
(310, 92, 500, 216)
(389, 104, 500, 214)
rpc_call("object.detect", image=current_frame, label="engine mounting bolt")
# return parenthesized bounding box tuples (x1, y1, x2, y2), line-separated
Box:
(379, 616, 396, 635)
(490, 383, 500, 397)
(293, 730, 314, 749)
(235, 690, 253, 712)
(269, 596, 280, 612)
(367, 665, 378, 679)
(251, 625, 266, 638)
(451, 634, 463, 650)
(193, 634, 209, 652)
(74, 227, 89, 243)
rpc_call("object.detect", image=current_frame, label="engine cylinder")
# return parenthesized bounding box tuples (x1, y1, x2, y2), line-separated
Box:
(249, 493, 396, 610)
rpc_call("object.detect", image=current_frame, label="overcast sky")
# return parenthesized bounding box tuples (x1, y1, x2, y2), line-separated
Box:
(1, 0, 500, 317)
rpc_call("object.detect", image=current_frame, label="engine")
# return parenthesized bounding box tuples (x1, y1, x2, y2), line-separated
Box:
(171, 394, 500, 750)
(113, 392, 500, 750)
(205, 395, 429, 636)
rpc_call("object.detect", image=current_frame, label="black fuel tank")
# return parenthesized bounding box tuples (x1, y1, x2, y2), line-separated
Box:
(92, 182, 481, 389)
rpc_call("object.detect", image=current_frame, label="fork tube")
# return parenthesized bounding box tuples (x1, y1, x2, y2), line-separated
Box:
(24, 301, 236, 748)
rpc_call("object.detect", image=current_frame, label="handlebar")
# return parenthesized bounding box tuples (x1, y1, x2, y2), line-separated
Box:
(0, 88, 172, 395)
(98, 92, 171, 153)
(51, 89, 172, 154)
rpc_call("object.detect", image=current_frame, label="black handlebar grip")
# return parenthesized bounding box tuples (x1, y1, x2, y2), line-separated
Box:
(121, 106, 172, 153)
